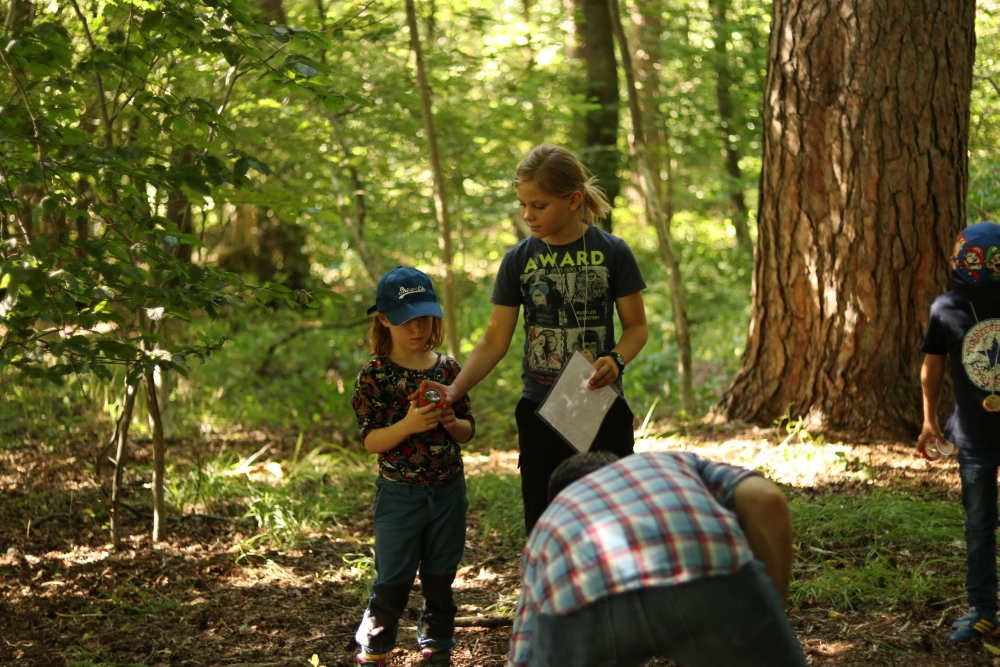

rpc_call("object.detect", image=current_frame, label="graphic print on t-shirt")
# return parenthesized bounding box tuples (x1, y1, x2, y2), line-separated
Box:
(962, 318, 1000, 392)
(522, 266, 610, 327)
(520, 252, 611, 385)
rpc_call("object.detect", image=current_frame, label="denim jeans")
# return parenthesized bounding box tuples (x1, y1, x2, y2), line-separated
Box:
(958, 447, 1000, 613)
(355, 474, 468, 654)
(530, 561, 806, 667)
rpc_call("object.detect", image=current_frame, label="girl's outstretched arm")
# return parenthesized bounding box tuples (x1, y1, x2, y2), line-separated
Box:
(589, 290, 649, 389)
(918, 353, 946, 446)
(423, 304, 520, 406)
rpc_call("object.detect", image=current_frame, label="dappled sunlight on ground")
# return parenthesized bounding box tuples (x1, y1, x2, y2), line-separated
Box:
(463, 450, 519, 476)
(637, 427, 961, 493)
(1, 428, 995, 665)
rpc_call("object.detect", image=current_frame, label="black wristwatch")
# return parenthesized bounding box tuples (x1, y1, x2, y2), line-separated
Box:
(600, 351, 626, 374)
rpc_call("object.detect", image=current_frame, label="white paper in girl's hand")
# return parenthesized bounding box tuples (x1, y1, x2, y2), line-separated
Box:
(536, 351, 620, 453)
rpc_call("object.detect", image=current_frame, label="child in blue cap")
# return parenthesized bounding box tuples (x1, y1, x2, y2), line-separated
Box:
(920, 222, 1000, 643)
(352, 266, 475, 667)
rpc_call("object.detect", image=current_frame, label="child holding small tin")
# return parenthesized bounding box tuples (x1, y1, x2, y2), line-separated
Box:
(351, 266, 474, 667)
(920, 222, 1000, 644)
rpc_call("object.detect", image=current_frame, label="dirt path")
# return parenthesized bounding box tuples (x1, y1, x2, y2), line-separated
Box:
(0, 429, 995, 666)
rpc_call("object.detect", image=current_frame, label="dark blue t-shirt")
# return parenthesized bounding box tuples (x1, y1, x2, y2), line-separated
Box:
(920, 291, 1000, 449)
(491, 225, 646, 402)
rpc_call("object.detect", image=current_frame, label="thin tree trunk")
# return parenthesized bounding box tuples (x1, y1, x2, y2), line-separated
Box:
(328, 114, 381, 284)
(405, 0, 462, 362)
(574, 0, 621, 232)
(314, 0, 380, 285)
(144, 367, 167, 542)
(109, 379, 138, 549)
(710, 0, 751, 252)
(609, 0, 695, 413)
(721, 0, 975, 438)
(631, 0, 664, 203)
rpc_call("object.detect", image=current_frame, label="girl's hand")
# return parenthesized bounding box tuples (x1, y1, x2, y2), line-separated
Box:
(402, 399, 442, 434)
(412, 380, 457, 408)
(917, 421, 944, 449)
(588, 355, 619, 389)
(439, 405, 459, 431)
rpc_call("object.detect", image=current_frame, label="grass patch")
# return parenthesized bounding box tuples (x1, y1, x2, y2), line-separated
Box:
(64, 645, 148, 667)
(109, 581, 182, 616)
(466, 471, 524, 552)
(165, 442, 376, 550)
(790, 493, 965, 610)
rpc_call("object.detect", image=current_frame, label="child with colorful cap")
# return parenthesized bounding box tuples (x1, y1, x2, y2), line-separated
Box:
(920, 222, 1000, 643)
(351, 266, 475, 666)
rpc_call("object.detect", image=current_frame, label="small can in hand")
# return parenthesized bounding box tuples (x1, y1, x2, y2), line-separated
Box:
(419, 388, 444, 407)
(918, 437, 955, 462)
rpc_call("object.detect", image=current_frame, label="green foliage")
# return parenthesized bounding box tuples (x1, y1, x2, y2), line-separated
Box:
(790, 494, 965, 609)
(466, 471, 524, 550)
(165, 442, 375, 549)
(340, 549, 377, 604)
(773, 405, 825, 447)
(0, 0, 774, 439)
(109, 581, 182, 615)
(8, 0, 999, 441)
(64, 646, 147, 667)
(165, 307, 355, 433)
(970, 7, 1000, 222)
(0, 0, 333, 392)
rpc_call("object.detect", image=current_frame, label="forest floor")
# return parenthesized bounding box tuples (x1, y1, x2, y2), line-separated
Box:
(1, 423, 998, 667)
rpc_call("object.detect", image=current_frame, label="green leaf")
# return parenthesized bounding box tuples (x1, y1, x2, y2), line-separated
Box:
(233, 156, 250, 186)
(322, 95, 346, 113)
(176, 234, 204, 247)
(246, 158, 271, 175)
(96, 339, 139, 361)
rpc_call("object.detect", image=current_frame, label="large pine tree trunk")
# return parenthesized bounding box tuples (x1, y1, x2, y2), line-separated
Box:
(721, 0, 975, 438)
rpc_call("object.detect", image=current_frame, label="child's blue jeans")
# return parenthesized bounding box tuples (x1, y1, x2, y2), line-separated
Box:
(355, 474, 467, 654)
(958, 447, 1000, 612)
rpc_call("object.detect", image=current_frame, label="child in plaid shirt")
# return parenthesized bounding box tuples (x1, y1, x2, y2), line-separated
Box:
(508, 451, 805, 667)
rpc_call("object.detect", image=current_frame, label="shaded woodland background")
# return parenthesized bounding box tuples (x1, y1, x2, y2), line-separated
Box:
(6, 0, 1000, 665)
(7, 0, 1000, 445)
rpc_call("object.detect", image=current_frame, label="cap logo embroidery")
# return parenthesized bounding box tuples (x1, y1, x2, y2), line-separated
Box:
(398, 286, 426, 299)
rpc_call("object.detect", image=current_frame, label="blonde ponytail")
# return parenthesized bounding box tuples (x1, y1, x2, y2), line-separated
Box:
(515, 144, 612, 225)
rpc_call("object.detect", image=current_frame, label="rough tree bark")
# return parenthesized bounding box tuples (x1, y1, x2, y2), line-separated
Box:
(721, 0, 975, 438)
(609, 0, 695, 413)
(710, 0, 752, 252)
(574, 0, 621, 232)
(405, 0, 462, 363)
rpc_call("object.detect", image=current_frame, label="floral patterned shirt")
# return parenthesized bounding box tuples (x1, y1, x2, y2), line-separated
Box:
(352, 354, 473, 485)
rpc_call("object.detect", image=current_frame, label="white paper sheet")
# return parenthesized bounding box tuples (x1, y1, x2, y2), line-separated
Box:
(536, 351, 620, 453)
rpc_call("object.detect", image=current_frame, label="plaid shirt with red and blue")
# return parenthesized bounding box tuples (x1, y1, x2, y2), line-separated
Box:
(507, 451, 761, 667)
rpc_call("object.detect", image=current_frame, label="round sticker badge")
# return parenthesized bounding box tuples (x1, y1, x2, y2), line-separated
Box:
(962, 317, 1000, 411)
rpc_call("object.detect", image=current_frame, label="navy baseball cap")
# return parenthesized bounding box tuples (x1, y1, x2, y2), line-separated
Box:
(367, 266, 443, 325)
(951, 222, 1000, 304)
